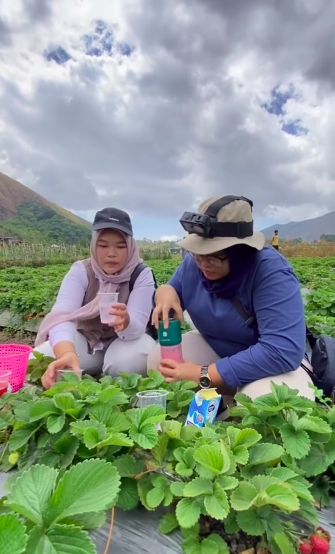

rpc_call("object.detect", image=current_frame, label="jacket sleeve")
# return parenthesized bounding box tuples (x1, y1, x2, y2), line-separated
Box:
(168, 259, 188, 310)
(49, 262, 88, 348)
(216, 256, 306, 388)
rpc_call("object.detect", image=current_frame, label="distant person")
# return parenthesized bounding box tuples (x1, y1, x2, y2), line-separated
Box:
(271, 229, 280, 250)
(34, 207, 156, 388)
(148, 195, 314, 401)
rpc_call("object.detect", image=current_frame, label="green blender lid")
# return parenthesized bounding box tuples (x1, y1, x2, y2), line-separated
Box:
(158, 319, 182, 346)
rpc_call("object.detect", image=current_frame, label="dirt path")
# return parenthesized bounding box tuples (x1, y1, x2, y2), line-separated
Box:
(0, 328, 35, 346)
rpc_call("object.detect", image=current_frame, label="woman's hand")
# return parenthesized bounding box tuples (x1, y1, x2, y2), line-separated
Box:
(41, 351, 80, 389)
(159, 359, 225, 388)
(159, 359, 201, 384)
(110, 303, 130, 332)
(152, 285, 184, 329)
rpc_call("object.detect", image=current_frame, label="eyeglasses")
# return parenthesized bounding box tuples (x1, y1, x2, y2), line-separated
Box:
(192, 251, 228, 268)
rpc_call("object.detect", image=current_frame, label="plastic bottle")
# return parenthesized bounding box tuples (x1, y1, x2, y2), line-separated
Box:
(158, 319, 184, 363)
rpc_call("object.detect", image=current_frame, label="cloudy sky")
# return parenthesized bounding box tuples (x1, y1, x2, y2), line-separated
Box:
(0, 0, 334, 240)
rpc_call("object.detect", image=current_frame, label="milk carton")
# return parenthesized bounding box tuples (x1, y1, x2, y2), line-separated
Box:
(185, 388, 221, 427)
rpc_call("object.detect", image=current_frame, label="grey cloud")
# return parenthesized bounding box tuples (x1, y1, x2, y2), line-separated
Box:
(1, 0, 335, 225)
(129, 0, 335, 90)
(23, 0, 53, 22)
(0, 76, 192, 213)
(0, 18, 12, 45)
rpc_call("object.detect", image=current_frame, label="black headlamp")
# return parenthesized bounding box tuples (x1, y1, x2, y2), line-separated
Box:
(179, 195, 254, 239)
(179, 212, 214, 237)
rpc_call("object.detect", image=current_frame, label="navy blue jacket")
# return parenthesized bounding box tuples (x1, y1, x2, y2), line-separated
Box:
(169, 248, 306, 388)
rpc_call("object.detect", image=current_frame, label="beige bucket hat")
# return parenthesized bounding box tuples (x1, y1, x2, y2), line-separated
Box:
(180, 196, 265, 255)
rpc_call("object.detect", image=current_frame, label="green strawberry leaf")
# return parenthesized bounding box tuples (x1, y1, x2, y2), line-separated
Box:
(129, 423, 158, 449)
(99, 386, 129, 406)
(263, 483, 300, 512)
(183, 478, 213, 498)
(176, 498, 201, 528)
(29, 399, 59, 421)
(116, 478, 139, 511)
(236, 508, 266, 536)
(53, 393, 83, 416)
(146, 487, 165, 509)
(0, 513, 27, 554)
(226, 427, 261, 448)
(280, 425, 311, 459)
(159, 512, 179, 534)
(47, 459, 120, 525)
(299, 415, 331, 434)
(113, 455, 145, 477)
(170, 481, 185, 497)
(233, 446, 249, 465)
(201, 534, 229, 554)
(248, 443, 283, 465)
(6, 464, 58, 526)
(62, 511, 106, 530)
(204, 486, 229, 520)
(8, 424, 41, 452)
(273, 532, 296, 554)
(194, 443, 231, 475)
(230, 482, 258, 511)
(25, 524, 95, 554)
(46, 414, 66, 434)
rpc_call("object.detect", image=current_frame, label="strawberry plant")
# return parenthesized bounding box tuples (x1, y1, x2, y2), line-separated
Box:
(144, 420, 319, 553)
(0, 375, 334, 553)
(230, 383, 335, 506)
(0, 374, 168, 472)
(0, 459, 120, 554)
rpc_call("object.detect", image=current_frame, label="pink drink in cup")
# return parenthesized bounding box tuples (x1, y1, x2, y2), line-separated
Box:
(158, 319, 184, 363)
(98, 292, 119, 324)
(0, 370, 12, 396)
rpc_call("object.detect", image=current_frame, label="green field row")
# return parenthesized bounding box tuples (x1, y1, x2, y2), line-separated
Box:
(0, 257, 334, 335)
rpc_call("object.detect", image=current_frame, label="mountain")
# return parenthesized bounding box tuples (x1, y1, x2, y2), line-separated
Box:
(261, 210, 335, 242)
(0, 171, 91, 244)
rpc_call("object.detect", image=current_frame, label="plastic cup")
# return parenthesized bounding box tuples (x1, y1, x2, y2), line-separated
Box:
(56, 369, 82, 382)
(136, 390, 169, 411)
(0, 370, 12, 396)
(98, 292, 119, 324)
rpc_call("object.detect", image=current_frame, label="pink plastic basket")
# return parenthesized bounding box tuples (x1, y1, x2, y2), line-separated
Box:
(0, 344, 33, 393)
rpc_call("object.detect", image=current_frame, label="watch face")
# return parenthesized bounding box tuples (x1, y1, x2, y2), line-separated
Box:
(199, 375, 211, 388)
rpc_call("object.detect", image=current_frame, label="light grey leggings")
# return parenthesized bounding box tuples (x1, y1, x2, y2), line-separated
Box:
(147, 330, 315, 400)
(34, 331, 156, 377)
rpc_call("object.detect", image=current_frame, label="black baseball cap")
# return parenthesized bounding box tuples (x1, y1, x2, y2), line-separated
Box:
(92, 207, 133, 236)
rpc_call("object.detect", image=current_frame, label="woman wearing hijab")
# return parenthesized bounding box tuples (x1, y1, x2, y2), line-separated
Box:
(149, 195, 314, 400)
(36, 207, 156, 388)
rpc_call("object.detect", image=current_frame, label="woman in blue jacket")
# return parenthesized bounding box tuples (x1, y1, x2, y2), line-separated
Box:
(149, 195, 314, 400)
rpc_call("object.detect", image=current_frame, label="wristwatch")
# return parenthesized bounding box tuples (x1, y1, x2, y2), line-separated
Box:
(199, 365, 212, 389)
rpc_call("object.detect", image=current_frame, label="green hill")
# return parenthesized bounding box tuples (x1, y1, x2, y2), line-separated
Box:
(0, 172, 91, 244)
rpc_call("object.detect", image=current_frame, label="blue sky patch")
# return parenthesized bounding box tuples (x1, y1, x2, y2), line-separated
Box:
(45, 46, 71, 65)
(83, 19, 134, 58)
(118, 42, 134, 57)
(282, 120, 308, 136)
(263, 87, 293, 116)
(263, 86, 308, 136)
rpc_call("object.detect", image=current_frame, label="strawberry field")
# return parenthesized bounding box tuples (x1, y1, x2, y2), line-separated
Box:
(0, 259, 180, 327)
(0, 256, 334, 335)
(0, 256, 334, 553)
